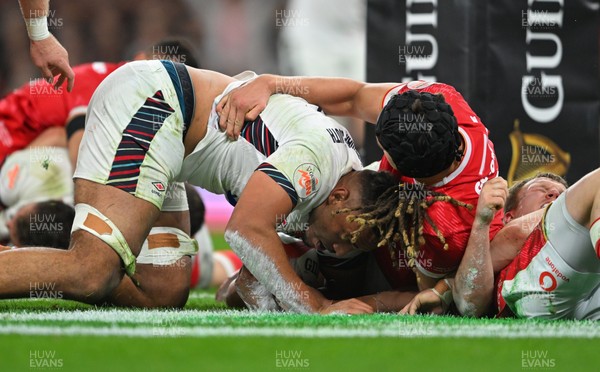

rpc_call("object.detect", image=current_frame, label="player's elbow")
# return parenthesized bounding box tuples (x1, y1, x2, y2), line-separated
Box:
(454, 286, 493, 318)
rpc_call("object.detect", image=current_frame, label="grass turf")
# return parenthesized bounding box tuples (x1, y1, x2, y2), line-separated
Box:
(1, 292, 599, 372)
(1, 233, 597, 371)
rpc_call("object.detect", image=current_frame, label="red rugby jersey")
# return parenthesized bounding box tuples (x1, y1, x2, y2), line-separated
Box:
(0, 62, 124, 164)
(378, 81, 504, 277)
(495, 224, 546, 317)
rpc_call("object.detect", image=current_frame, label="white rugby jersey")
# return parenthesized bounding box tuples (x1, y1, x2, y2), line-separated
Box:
(180, 74, 362, 234)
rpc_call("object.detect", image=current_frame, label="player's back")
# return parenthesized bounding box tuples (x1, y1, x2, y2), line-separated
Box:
(181, 77, 362, 228)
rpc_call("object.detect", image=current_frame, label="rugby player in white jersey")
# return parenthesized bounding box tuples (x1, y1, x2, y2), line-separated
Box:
(0, 61, 394, 312)
(0, 127, 236, 305)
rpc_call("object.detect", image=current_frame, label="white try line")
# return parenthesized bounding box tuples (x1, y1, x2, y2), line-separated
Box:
(1, 309, 600, 338)
(0, 323, 599, 338)
(187, 292, 216, 300)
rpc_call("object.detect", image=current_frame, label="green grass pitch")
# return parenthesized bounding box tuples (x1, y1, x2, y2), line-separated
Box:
(0, 232, 597, 371)
(1, 290, 599, 372)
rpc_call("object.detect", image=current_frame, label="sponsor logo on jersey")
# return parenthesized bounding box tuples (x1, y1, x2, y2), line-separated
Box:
(544, 256, 570, 283)
(539, 271, 557, 292)
(294, 163, 320, 199)
(475, 177, 488, 195)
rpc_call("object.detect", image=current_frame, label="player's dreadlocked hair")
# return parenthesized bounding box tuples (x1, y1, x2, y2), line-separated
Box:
(376, 90, 463, 178)
(343, 182, 473, 268)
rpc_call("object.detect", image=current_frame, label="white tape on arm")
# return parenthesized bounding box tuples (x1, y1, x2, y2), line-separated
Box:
(25, 17, 51, 41)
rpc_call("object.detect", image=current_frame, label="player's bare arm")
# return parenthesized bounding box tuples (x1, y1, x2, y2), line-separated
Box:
(452, 177, 508, 317)
(19, 0, 75, 91)
(225, 172, 373, 314)
(357, 291, 418, 313)
(225, 171, 328, 313)
(488, 208, 546, 272)
(216, 74, 397, 139)
(401, 178, 509, 316)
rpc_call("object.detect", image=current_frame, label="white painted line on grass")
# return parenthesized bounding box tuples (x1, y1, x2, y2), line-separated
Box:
(187, 292, 216, 300)
(2, 309, 599, 338)
(1, 323, 599, 339)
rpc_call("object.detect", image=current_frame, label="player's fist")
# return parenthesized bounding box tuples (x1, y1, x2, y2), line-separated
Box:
(476, 177, 508, 225)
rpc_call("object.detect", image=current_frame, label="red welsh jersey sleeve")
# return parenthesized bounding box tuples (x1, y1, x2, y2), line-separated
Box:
(379, 81, 504, 277)
(0, 62, 123, 165)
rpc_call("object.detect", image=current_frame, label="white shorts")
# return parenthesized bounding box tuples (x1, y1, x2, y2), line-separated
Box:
(501, 192, 600, 320)
(73, 60, 193, 211)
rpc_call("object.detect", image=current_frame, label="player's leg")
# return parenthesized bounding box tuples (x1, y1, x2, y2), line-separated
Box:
(0, 60, 189, 303)
(0, 178, 160, 302)
(106, 183, 195, 308)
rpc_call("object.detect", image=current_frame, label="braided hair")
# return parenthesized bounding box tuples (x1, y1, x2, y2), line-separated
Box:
(341, 182, 472, 268)
(376, 90, 462, 178)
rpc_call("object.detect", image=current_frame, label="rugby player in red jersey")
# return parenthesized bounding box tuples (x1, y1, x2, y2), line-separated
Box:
(0, 61, 122, 167)
(402, 172, 600, 320)
(217, 77, 503, 291)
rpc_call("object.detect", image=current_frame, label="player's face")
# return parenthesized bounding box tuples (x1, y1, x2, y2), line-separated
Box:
(305, 211, 375, 257)
(305, 187, 377, 258)
(512, 177, 566, 218)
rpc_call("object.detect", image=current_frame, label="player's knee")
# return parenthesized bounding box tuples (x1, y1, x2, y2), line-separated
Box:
(68, 238, 124, 302)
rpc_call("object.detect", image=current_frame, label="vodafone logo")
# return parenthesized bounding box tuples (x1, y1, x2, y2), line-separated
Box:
(539, 271, 557, 292)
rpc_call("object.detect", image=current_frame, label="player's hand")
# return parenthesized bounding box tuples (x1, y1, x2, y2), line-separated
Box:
(216, 75, 273, 140)
(476, 177, 508, 225)
(319, 298, 374, 315)
(30, 35, 75, 92)
(215, 270, 239, 302)
(399, 289, 444, 315)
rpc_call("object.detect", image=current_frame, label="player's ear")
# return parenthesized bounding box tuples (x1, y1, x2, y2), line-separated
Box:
(327, 187, 350, 205)
(503, 210, 514, 224)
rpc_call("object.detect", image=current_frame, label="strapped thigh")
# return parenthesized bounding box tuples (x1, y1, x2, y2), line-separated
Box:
(71, 203, 136, 276)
